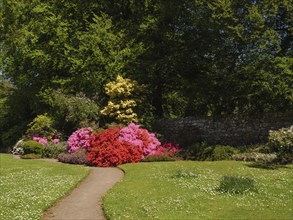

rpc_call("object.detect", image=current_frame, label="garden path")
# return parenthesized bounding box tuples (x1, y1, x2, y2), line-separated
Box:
(42, 159, 124, 220)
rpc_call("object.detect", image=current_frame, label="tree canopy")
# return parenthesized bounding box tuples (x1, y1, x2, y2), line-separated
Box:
(0, 0, 292, 147)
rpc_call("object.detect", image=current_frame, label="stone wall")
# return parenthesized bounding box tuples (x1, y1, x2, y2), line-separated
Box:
(153, 112, 293, 146)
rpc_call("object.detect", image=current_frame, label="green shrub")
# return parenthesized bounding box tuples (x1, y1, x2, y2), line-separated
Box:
(278, 153, 293, 164)
(179, 143, 239, 161)
(22, 140, 44, 155)
(249, 145, 272, 154)
(211, 145, 239, 161)
(238, 144, 272, 154)
(233, 152, 277, 163)
(141, 155, 175, 162)
(20, 153, 41, 159)
(41, 142, 67, 158)
(178, 142, 210, 160)
(45, 91, 100, 130)
(216, 175, 258, 194)
(202, 146, 214, 159)
(25, 114, 57, 139)
(268, 126, 293, 163)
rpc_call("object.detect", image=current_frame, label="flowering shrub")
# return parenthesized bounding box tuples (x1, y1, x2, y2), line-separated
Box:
(58, 148, 90, 165)
(33, 136, 48, 145)
(268, 126, 293, 163)
(12, 140, 24, 155)
(32, 135, 60, 145)
(119, 123, 161, 157)
(87, 127, 142, 167)
(101, 75, 146, 124)
(67, 128, 92, 153)
(268, 126, 293, 151)
(151, 143, 180, 157)
(53, 138, 60, 144)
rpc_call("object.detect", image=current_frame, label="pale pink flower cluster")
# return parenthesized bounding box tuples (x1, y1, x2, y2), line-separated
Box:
(53, 138, 60, 144)
(119, 123, 161, 157)
(33, 136, 48, 145)
(32, 136, 60, 145)
(67, 128, 93, 153)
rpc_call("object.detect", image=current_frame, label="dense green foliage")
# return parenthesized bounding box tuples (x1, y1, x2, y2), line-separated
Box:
(21, 140, 44, 155)
(0, 154, 89, 219)
(1, 0, 292, 148)
(42, 91, 100, 131)
(41, 142, 67, 159)
(178, 142, 239, 161)
(25, 114, 56, 139)
(103, 161, 293, 219)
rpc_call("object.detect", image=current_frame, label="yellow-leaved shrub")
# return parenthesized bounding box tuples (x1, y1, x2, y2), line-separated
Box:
(101, 75, 144, 124)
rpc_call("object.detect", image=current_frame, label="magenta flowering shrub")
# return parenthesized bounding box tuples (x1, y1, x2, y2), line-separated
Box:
(67, 128, 93, 153)
(151, 142, 180, 157)
(33, 136, 48, 145)
(119, 123, 143, 147)
(119, 123, 161, 157)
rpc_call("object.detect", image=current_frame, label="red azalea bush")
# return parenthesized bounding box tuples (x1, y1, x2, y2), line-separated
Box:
(87, 127, 143, 167)
(66, 124, 180, 167)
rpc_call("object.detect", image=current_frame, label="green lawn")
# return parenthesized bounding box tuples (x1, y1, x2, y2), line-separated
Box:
(0, 154, 90, 220)
(104, 161, 293, 219)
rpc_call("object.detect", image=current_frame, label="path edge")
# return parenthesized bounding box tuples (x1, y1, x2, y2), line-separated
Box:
(101, 166, 126, 220)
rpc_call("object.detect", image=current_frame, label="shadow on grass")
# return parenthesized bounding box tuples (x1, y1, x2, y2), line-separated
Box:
(216, 175, 258, 194)
(246, 162, 291, 170)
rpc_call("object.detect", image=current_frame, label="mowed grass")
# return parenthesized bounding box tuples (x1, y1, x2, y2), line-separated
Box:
(0, 154, 90, 220)
(104, 161, 293, 219)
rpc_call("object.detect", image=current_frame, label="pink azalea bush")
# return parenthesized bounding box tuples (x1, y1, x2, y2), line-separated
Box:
(67, 128, 93, 153)
(61, 124, 180, 167)
(33, 136, 48, 145)
(119, 123, 161, 157)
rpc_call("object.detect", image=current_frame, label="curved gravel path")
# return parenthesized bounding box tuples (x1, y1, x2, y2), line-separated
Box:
(42, 160, 124, 220)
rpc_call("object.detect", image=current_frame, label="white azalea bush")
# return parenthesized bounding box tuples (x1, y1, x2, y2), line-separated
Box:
(268, 126, 293, 163)
(11, 140, 24, 155)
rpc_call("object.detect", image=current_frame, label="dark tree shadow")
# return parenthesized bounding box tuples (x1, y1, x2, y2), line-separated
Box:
(246, 162, 291, 170)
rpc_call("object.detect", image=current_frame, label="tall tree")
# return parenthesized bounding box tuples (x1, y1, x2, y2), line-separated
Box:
(0, 0, 139, 146)
(98, 0, 292, 117)
(1, 0, 292, 148)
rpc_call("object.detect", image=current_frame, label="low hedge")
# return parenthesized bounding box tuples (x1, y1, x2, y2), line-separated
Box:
(22, 140, 44, 155)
